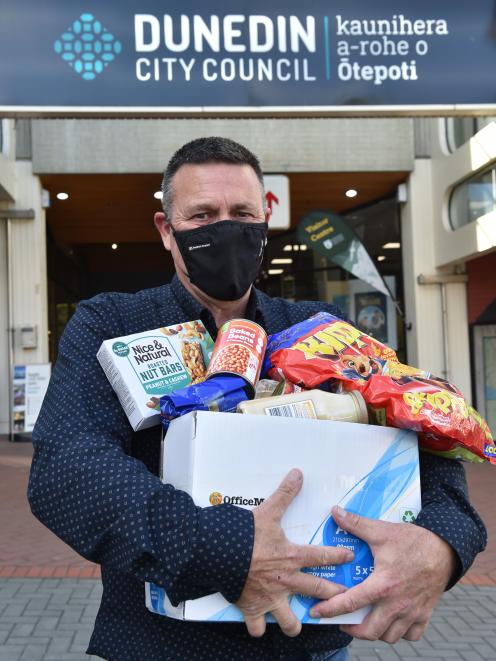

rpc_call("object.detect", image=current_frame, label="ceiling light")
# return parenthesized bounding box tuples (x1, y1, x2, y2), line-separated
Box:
(271, 258, 293, 264)
(292, 244, 300, 251)
(300, 244, 308, 251)
(111, 243, 118, 250)
(377, 255, 386, 262)
(154, 191, 163, 200)
(56, 192, 69, 200)
(382, 242, 401, 249)
(283, 245, 292, 251)
(345, 189, 358, 198)
(268, 269, 284, 275)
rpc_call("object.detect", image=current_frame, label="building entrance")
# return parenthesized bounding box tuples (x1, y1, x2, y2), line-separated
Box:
(42, 170, 407, 362)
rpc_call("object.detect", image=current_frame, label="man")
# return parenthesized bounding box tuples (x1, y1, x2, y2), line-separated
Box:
(29, 137, 486, 661)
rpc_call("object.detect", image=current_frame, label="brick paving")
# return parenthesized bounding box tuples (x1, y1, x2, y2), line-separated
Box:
(0, 436, 494, 659)
(0, 438, 99, 580)
(350, 584, 496, 659)
(0, 579, 101, 661)
(0, 580, 494, 660)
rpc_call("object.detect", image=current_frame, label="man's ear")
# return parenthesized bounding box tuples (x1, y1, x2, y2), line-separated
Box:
(154, 212, 172, 251)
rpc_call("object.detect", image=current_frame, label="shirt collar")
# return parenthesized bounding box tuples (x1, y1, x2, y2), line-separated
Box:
(169, 274, 266, 338)
(169, 274, 204, 320)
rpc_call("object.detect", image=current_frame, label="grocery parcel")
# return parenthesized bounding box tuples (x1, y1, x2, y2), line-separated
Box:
(146, 411, 421, 625)
(97, 321, 214, 430)
(263, 312, 496, 464)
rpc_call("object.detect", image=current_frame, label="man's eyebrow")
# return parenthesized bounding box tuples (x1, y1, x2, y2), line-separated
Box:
(186, 202, 260, 213)
(230, 202, 260, 211)
(186, 203, 217, 214)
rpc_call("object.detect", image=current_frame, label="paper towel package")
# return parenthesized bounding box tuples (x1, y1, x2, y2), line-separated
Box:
(146, 411, 421, 624)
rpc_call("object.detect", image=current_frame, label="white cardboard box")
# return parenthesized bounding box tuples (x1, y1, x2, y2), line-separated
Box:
(146, 411, 421, 624)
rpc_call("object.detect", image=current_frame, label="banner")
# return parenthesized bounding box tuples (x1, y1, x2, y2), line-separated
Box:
(12, 364, 51, 434)
(1, 0, 496, 114)
(298, 210, 390, 297)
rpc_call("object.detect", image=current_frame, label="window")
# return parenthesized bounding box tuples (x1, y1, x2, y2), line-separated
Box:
(449, 165, 496, 230)
(445, 117, 496, 153)
(259, 197, 406, 359)
(0, 119, 11, 155)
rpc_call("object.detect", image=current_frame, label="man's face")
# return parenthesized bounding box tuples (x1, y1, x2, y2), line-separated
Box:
(154, 162, 270, 295)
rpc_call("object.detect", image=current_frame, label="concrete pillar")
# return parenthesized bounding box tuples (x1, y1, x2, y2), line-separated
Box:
(0, 161, 49, 434)
(401, 159, 472, 400)
(0, 220, 9, 433)
(9, 161, 49, 368)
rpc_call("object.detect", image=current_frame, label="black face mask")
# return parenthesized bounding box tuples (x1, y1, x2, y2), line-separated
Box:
(173, 220, 268, 301)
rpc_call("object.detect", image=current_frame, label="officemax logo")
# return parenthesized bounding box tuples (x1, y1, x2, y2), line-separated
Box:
(54, 13, 122, 80)
(209, 491, 265, 506)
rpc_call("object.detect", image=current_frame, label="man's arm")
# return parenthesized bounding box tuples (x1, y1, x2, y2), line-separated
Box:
(308, 452, 487, 642)
(28, 296, 353, 631)
(413, 451, 486, 586)
(28, 297, 254, 605)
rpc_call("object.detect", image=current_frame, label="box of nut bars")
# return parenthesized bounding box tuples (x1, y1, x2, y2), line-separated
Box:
(97, 321, 214, 431)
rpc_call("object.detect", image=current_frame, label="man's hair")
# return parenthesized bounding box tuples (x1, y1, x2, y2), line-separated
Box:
(161, 137, 264, 217)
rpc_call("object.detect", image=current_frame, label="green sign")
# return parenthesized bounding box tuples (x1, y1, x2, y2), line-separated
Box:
(298, 210, 390, 297)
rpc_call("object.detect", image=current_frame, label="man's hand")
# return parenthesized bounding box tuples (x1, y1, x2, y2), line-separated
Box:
(236, 470, 354, 638)
(309, 506, 458, 643)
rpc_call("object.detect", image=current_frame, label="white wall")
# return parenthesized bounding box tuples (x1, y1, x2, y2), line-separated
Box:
(431, 119, 496, 267)
(402, 160, 444, 374)
(31, 118, 414, 174)
(0, 159, 48, 434)
(0, 219, 9, 433)
(402, 157, 471, 399)
(9, 161, 49, 367)
(0, 119, 16, 200)
(0, 119, 16, 433)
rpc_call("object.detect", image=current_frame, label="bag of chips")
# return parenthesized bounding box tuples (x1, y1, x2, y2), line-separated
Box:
(263, 312, 495, 464)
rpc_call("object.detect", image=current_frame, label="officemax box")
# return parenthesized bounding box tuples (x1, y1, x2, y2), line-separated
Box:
(146, 411, 421, 624)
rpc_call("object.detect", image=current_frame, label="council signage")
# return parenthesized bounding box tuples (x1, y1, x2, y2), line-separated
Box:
(1, 0, 496, 115)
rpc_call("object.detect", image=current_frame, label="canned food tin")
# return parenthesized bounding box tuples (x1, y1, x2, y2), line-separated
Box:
(206, 319, 267, 394)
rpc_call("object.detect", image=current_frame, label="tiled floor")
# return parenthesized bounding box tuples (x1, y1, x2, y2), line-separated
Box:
(1, 437, 494, 660)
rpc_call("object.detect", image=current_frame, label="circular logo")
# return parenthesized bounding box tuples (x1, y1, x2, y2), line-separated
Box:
(484, 443, 496, 457)
(112, 341, 129, 357)
(209, 491, 223, 506)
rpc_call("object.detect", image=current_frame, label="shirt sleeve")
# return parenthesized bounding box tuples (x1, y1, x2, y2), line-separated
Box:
(414, 451, 487, 588)
(27, 296, 254, 606)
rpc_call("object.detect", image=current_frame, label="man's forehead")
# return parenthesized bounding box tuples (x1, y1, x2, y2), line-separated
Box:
(171, 161, 262, 190)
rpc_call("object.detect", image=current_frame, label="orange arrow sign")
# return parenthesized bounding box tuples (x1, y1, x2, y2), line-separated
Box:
(265, 190, 279, 213)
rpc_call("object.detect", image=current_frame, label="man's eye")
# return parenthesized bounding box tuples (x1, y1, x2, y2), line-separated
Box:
(236, 211, 254, 219)
(192, 213, 210, 220)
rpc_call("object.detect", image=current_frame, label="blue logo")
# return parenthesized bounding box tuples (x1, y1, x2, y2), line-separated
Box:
(54, 13, 121, 81)
(484, 443, 496, 459)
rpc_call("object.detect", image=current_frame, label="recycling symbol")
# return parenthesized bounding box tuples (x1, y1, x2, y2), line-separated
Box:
(402, 510, 416, 523)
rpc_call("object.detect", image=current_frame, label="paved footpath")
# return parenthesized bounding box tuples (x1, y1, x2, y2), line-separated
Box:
(1, 579, 495, 661)
(1, 437, 494, 660)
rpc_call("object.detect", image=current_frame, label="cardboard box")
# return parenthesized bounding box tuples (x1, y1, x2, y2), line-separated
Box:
(146, 411, 421, 624)
(97, 321, 214, 430)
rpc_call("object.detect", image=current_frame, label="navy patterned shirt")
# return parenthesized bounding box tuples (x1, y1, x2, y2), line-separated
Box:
(28, 276, 487, 661)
